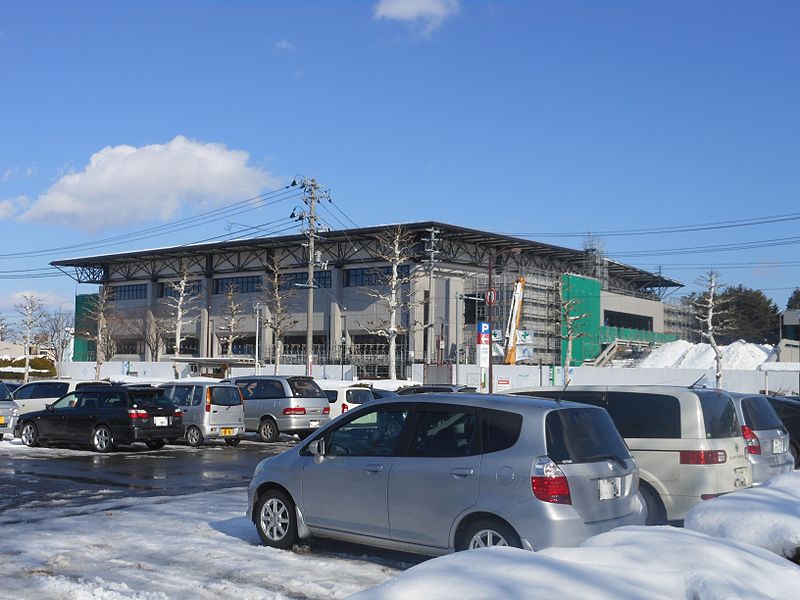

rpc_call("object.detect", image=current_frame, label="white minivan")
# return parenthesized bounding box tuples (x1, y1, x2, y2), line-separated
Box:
(512, 385, 752, 524)
(13, 379, 112, 415)
(321, 385, 375, 418)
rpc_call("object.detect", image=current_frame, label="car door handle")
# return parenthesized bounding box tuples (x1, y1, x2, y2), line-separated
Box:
(450, 468, 475, 478)
(364, 464, 384, 474)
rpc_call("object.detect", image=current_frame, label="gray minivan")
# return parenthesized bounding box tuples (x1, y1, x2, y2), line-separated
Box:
(247, 393, 645, 555)
(159, 380, 245, 447)
(728, 392, 794, 485)
(225, 376, 330, 442)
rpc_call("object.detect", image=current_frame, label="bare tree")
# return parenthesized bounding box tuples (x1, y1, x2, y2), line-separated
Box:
(125, 308, 170, 363)
(0, 314, 14, 342)
(38, 309, 74, 377)
(15, 294, 45, 383)
(81, 286, 119, 380)
(561, 298, 588, 385)
(359, 226, 419, 379)
(258, 257, 298, 375)
(219, 283, 244, 358)
(162, 271, 202, 375)
(692, 269, 731, 388)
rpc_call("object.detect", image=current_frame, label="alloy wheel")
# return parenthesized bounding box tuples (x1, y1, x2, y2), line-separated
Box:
(259, 497, 290, 542)
(93, 427, 111, 451)
(468, 529, 509, 549)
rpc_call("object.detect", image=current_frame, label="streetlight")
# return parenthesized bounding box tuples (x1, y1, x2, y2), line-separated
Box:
(487, 247, 522, 393)
(253, 302, 264, 375)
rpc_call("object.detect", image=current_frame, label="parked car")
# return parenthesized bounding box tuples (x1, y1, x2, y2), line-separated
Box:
(767, 395, 800, 467)
(512, 386, 752, 524)
(395, 384, 477, 395)
(0, 381, 17, 440)
(14, 384, 183, 452)
(321, 385, 374, 418)
(12, 379, 112, 415)
(727, 392, 794, 484)
(225, 376, 330, 442)
(370, 388, 397, 399)
(247, 393, 645, 555)
(3, 381, 21, 394)
(159, 380, 245, 447)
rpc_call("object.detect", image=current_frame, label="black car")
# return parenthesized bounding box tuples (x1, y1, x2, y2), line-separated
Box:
(14, 385, 183, 452)
(767, 396, 800, 467)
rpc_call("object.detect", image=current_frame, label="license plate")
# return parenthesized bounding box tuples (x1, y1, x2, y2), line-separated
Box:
(0, 416, 5, 425)
(773, 438, 785, 454)
(310, 420, 320, 428)
(734, 467, 748, 487)
(221, 428, 234, 437)
(598, 477, 621, 501)
(154, 416, 169, 427)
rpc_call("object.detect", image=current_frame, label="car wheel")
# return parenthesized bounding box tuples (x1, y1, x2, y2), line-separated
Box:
(224, 438, 242, 447)
(186, 426, 204, 447)
(458, 519, 521, 551)
(255, 489, 298, 550)
(790, 443, 799, 469)
(91, 425, 114, 453)
(640, 485, 667, 525)
(258, 419, 279, 443)
(145, 439, 165, 450)
(20, 422, 39, 447)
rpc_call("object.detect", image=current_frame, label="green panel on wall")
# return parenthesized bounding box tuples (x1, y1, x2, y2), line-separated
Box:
(560, 274, 601, 366)
(73, 293, 97, 362)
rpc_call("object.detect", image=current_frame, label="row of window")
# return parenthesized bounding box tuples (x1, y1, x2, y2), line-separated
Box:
(109, 266, 409, 302)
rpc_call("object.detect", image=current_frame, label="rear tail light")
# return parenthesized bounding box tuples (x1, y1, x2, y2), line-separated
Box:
(342, 403, 349, 413)
(680, 450, 727, 464)
(741, 425, 761, 455)
(205, 389, 212, 413)
(531, 456, 571, 505)
(127, 409, 149, 420)
(323, 406, 330, 414)
(283, 407, 306, 416)
(174, 408, 183, 417)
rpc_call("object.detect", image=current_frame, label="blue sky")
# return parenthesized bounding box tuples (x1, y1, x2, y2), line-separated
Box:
(1, 1, 799, 324)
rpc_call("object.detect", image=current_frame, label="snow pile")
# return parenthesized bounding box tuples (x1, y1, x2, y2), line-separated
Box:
(639, 339, 773, 370)
(685, 471, 800, 561)
(354, 527, 800, 600)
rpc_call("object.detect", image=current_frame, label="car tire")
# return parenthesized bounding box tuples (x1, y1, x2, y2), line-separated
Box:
(254, 489, 298, 550)
(458, 518, 521, 551)
(91, 425, 114, 453)
(640, 484, 667, 525)
(186, 426, 204, 447)
(258, 419, 279, 443)
(224, 438, 242, 447)
(145, 439, 165, 450)
(20, 422, 39, 447)
(790, 442, 799, 469)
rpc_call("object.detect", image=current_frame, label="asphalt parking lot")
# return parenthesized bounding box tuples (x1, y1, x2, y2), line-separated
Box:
(0, 435, 292, 515)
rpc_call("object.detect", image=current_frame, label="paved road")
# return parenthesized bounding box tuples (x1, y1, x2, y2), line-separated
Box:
(0, 435, 292, 515)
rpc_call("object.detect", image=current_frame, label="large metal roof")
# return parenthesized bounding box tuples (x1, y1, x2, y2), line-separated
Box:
(51, 221, 682, 290)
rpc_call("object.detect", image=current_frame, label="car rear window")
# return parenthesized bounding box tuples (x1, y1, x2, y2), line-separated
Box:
(346, 389, 373, 405)
(210, 387, 241, 406)
(481, 408, 523, 453)
(0, 382, 11, 401)
(545, 407, 631, 464)
(130, 390, 175, 409)
(698, 391, 740, 438)
(288, 378, 326, 398)
(742, 396, 783, 430)
(324, 390, 338, 402)
(236, 379, 286, 399)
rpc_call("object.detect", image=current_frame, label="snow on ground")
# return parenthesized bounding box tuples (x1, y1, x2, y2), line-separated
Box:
(0, 487, 398, 600)
(353, 527, 800, 600)
(685, 471, 800, 560)
(638, 339, 773, 370)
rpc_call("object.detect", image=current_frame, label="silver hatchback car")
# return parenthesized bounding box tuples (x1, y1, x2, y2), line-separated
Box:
(247, 394, 645, 555)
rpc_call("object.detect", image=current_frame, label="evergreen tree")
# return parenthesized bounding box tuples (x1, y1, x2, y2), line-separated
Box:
(716, 285, 780, 345)
(787, 288, 800, 311)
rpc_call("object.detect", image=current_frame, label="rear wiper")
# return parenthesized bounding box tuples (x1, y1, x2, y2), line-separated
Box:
(585, 453, 628, 469)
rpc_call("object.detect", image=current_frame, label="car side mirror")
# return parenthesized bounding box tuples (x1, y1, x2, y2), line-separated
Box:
(45, 403, 53, 411)
(308, 439, 325, 457)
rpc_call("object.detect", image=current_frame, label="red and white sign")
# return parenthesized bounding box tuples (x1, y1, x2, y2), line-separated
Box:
(497, 378, 510, 390)
(485, 288, 497, 306)
(477, 333, 491, 345)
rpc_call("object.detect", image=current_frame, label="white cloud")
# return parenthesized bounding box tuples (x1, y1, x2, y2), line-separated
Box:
(1, 289, 72, 313)
(374, 0, 460, 36)
(275, 39, 294, 50)
(0, 196, 29, 219)
(10, 136, 280, 232)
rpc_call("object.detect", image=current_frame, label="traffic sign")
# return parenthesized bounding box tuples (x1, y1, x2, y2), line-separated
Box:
(478, 321, 490, 334)
(485, 288, 497, 306)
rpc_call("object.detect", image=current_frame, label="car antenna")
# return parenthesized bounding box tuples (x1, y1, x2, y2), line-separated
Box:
(554, 377, 572, 403)
(688, 375, 705, 389)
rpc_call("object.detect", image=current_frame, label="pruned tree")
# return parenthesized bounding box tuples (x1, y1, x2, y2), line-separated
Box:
(0, 314, 14, 342)
(692, 270, 731, 388)
(15, 294, 45, 383)
(561, 298, 588, 385)
(125, 308, 170, 363)
(258, 256, 298, 375)
(82, 286, 119, 380)
(358, 226, 419, 379)
(38, 309, 74, 377)
(219, 283, 244, 358)
(162, 270, 202, 375)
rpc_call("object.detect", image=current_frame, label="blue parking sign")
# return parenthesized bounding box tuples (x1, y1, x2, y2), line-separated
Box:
(478, 321, 490, 334)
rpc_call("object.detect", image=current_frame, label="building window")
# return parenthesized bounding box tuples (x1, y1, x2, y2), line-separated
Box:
(604, 310, 653, 332)
(116, 339, 145, 355)
(158, 280, 202, 298)
(213, 276, 261, 295)
(344, 265, 410, 287)
(108, 284, 147, 301)
(279, 271, 332, 291)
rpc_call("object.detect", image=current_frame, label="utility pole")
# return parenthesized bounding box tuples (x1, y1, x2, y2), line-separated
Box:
(424, 227, 439, 365)
(303, 178, 319, 377)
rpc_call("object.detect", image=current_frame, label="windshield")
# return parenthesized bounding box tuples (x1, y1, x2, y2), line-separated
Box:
(288, 378, 326, 398)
